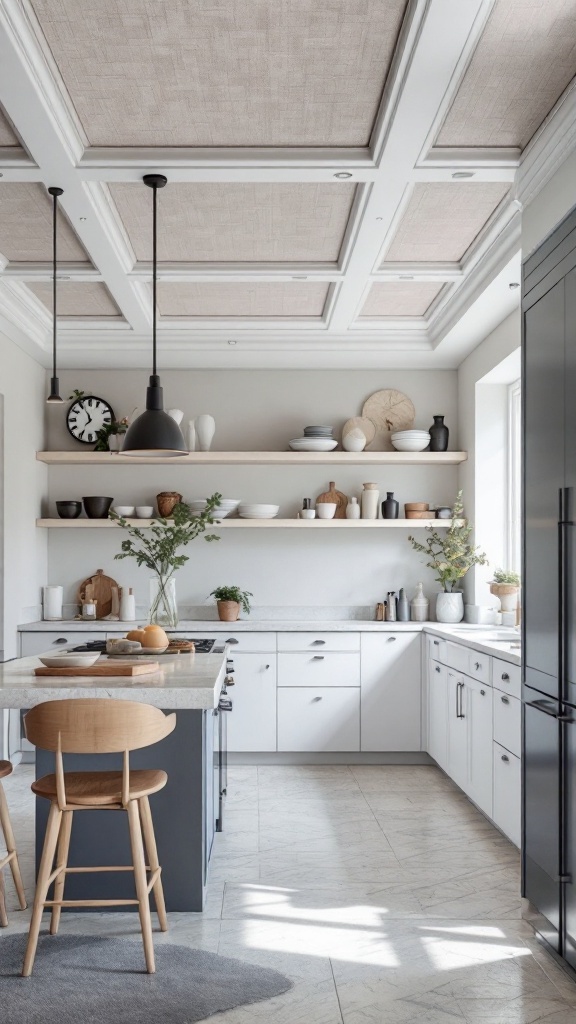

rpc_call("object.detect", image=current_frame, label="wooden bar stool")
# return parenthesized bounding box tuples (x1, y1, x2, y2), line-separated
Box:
(0, 760, 27, 926)
(22, 699, 176, 977)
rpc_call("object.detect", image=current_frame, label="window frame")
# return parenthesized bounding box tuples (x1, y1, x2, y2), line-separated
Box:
(507, 378, 522, 576)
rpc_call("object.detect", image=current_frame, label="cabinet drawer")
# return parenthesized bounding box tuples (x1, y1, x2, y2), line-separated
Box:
(184, 631, 276, 652)
(445, 641, 470, 673)
(20, 631, 107, 657)
(428, 635, 447, 663)
(277, 632, 360, 652)
(493, 691, 521, 757)
(278, 687, 360, 751)
(278, 651, 359, 687)
(467, 651, 491, 685)
(493, 742, 521, 847)
(493, 658, 521, 700)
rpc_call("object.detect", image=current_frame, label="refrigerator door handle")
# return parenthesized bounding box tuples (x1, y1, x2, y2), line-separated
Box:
(525, 698, 562, 718)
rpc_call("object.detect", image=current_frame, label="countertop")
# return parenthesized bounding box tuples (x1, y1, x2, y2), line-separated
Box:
(425, 624, 521, 666)
(0, 651, 227, 710)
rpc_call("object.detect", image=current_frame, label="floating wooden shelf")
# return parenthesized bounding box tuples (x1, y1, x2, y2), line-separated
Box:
(37, 518, 457, 530)
(36, 450, 467, 466)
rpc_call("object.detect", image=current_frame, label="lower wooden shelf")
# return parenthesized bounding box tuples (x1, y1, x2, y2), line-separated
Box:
(37, 518, 456, 529)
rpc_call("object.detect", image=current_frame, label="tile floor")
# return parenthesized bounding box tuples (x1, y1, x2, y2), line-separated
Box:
(2, 762, 576, 1022)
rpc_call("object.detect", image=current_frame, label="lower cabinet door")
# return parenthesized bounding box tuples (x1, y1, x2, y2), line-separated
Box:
(226, 653, 277, 752)
(493, 741, 521, 847)
(447, 672, 468, 790)
(360, 633, 421, 751)
(278, 687, 360, 752)
(466, 676, 493, 817)
(428, 660, 448, 770)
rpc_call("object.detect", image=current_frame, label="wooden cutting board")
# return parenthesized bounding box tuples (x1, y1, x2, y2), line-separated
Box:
(316, 481, 348, 518)
(77, 569, 119, 619)
(35, 662, 160, 677)
(362, 389, 415, 451)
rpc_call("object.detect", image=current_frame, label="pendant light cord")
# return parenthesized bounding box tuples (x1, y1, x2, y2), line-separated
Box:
(152, 180, 158, 378)
(52, 188, 58, 381)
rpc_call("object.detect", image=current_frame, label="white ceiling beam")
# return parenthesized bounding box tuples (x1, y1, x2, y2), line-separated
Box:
(373, 262, 463, 282)
(1, 262, 103, 281)
(328, 0, 493, 331)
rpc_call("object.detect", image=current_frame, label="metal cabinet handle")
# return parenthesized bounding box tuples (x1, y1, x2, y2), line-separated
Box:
(311, 640, 326, 645)
(480, 689, 486, 695)
(433, 640, 440, 646)
(501, 673, 510, 681)
(456, 681, 465, 718)
(501, 754, 510, 762)
(387, 636, 397, 642)
(265, 664, 270, 669)
(501, 696, 510, 704)
(226, 638, 239, 644)
(54, 638, 68, 644)
(312, 696, 322, 702)
(474, 661, 481, 670)
(312, 655, 325, 660)
(435, 666, 441, 673)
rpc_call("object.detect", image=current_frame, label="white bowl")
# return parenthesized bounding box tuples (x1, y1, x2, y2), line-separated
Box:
(135, 506, 154, 518)
(289, 439, 338, 452)
(391, 431, 431, 439)
(39, 653, 101, 669)
(112, 505, 135, 517)
(342, 435, 366, 452)
(391, 438, 430, 452)
(316, 502, 337, 519)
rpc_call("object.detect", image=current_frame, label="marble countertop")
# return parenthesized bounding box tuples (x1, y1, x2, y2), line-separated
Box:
(425, 624, 521, 665)
(18, 618, 427, 633)
(0, 651, 226, 710)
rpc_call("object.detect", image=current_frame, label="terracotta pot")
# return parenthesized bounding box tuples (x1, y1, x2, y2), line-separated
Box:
(217, 600, 240, 622)
(157, 491, 183, 518)
(489, 582, 520, 612)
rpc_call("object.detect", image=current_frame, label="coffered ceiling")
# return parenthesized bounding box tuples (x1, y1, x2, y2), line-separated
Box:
(0, 0, 574, 369)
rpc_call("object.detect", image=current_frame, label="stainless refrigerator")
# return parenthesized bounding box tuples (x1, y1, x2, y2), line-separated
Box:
(522, 203, 576, 969)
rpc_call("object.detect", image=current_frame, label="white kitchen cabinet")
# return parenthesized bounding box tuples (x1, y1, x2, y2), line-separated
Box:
(226, 653, 277, 752)
(20, 631, 107, 657)
(185, 631, 276, 652)
(278, 687, 360, 752)
(277, 632, 360, 652)
(466, 675, 493, 817)
(277, 651, 360, 688)
(493, 741, 521, 847)
(428, 659, 449, 771)
(493, 690, 521, 758)
(447, 671, 468, 790)
(360, 633, 421, 751)
(492, 658, 521, 700)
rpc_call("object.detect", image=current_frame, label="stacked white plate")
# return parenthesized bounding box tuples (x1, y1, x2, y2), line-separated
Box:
(189, 498, 241, 518)
(391, 430, 430, 453)
(238, 504, 279, 519)
(289, 438, 338, 452)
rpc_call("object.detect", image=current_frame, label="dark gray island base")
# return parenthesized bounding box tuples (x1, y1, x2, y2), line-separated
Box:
(35, 709, 218, 912)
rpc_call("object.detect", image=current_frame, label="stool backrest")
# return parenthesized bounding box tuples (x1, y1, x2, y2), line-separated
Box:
(24, 699, 176, 808)
(24, 699, 176, 753)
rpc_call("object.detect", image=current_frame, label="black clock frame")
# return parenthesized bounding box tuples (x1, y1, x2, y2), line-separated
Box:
(66, 395, 115, 446)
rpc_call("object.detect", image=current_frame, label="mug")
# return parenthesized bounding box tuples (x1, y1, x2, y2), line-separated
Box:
(316, 502, 336, 520)
(299, 509, 316, 519)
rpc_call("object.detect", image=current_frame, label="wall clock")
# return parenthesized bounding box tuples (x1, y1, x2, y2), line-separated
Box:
(66, 395, 115, 445)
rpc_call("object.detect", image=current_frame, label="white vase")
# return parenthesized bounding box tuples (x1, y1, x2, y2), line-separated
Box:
(361, 483, 379, 519)
(195, 414, 215, 452)
(436, 590, 464, 623)
(168, 408, 184, 425)
(346, 496, 361, 519)
(187, 420, 197, 452)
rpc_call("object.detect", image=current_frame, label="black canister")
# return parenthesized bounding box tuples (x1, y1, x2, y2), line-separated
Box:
(429, 415, 449, 452)
(382, 491, 399, 519)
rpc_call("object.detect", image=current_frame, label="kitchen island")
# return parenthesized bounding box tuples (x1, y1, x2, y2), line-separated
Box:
(0, 650, 227, 911)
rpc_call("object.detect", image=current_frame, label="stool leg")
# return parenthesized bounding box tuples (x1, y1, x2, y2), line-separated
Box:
(0, 781, 27, 911)
(22, 802, 62, 977)
(0, 867, 7, 927)
(50, 810, 73, 935)
(139, 797, 167, 932)
(127, 799, 155, 973)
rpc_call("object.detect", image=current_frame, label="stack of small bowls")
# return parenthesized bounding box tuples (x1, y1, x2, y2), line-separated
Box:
(238, 504, 279, 519)
(391, 430, 430, 452)
(189, 498, 241, 518)
(289, 426, 338, 452)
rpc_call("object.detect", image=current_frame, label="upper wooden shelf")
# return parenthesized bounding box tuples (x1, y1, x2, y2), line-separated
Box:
(36, 450, 467, 466)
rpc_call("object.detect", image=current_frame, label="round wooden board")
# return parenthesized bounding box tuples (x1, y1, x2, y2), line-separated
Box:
(316, 481, 348, 519)
(341, 416, 376, 444)
(362, 389, 415, 451)
(77, 568, 120, 620)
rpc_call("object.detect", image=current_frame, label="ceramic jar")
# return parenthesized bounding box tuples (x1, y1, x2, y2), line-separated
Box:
(346, 496, 361, 519)
(436, 590, 464, 623)
(157, 491, 183, 517)
(429, 415, 449, 452)
(195, 414, 216, 452)
(382, 491, 399, 519)
(410, 583, 429, 622)
(361, 483, 379, 519)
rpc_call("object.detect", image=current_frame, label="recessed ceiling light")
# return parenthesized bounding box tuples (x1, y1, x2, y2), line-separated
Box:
(509, 282, 520, 290)
(334, 172, 352, 179)
(452, 171, 475, 179)
(228, 340, 237, 346)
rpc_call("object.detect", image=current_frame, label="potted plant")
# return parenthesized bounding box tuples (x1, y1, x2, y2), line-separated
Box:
(94, 417, 129, 452)
(210, 586, 253, 622)
(111, 495, 221, 627)
(490, 569, 521, 617)
(408, 491, 488, 623)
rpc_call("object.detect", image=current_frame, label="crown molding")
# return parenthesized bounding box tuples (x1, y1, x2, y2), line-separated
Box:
(516, 78, 576, 209)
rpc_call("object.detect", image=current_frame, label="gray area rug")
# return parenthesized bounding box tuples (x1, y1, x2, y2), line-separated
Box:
(0, 934, 293, 1023)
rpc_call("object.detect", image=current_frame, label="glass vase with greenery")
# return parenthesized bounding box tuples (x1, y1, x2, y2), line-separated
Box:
(408, 491, 488, 592)
(111, 495, 221, 627)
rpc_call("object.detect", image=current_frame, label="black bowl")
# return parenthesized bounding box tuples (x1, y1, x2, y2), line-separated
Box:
(56, 501, 82, 519)
(82, 496, 114, 519)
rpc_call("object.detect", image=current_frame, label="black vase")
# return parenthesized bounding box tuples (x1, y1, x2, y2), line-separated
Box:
(429, 415, 449, 452)
(382, 491, 399, 519)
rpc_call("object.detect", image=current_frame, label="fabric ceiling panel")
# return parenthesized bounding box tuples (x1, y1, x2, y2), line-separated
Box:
(158, 282, 329, 317)
(29, 281, 121, 317)
(360, 282, 443, 318)
(0, 184, 88, 262)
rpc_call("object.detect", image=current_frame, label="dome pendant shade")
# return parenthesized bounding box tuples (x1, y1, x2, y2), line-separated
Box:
(122, 375, 187, 457)
(120, 173, 187, 457)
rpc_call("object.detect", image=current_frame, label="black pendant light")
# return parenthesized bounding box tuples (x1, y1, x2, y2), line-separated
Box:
(46, 186, 64, 404)
(121, 174, 187, 457)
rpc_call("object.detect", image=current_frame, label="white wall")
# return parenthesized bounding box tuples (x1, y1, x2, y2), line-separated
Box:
(45, 368, 459, 615)
(0, 331, 47, 656)
(458, 313, 521, 604)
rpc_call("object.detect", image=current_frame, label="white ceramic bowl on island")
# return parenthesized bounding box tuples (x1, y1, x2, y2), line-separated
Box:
(39, 653, 101, 669)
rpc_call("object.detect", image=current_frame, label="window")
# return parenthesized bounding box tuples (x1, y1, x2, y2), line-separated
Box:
(507, 379, 522, 575)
